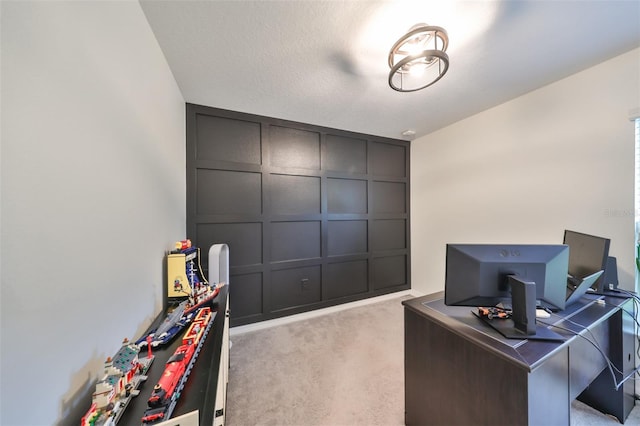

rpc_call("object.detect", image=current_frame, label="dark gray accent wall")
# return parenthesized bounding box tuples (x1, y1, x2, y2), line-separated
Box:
(187, 104, 410, 326)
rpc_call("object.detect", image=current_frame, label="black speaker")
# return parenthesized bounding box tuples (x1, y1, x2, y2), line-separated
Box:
(601, 256, 619, 291)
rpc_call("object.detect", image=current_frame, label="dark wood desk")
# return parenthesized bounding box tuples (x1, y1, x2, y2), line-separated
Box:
(403, 291, 636, 425)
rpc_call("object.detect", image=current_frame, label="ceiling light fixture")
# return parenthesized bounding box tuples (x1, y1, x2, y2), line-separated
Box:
(388, 23, 449, 92)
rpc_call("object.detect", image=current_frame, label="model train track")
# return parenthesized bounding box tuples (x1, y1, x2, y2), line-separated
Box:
(141, 309, 217, 424)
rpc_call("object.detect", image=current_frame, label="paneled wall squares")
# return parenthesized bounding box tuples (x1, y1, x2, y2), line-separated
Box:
(197, 222, 263, 268)
(328, 220, 368, 256)
(196, 169, 262, 215)
(327, 178, 368, 214)
(323, 134, 367, 174)
(270, 174, 321, 215)
(372, 181, 406, 214)
(324, 260, 368, 300)
(229, 272, 263, 318)
(271, 266, 322, 311)
(187, 104, 409, 326)
(373, 255, 407, 290)
(371, 141, 406, 177)
(195, 114, 261, 165)
(372, 219, 406, 251)
(271, 221, 321, 262)
(270, 126, 320, 170)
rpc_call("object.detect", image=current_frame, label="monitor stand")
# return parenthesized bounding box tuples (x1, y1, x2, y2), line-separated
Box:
(474, 275, 565, 342)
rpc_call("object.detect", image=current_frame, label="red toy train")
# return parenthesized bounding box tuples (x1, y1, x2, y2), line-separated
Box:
(142, 307, 213, 423)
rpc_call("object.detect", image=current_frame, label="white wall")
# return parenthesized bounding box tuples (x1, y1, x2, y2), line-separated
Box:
(1, 1, 185, 424)
(411, 48, 640, 296)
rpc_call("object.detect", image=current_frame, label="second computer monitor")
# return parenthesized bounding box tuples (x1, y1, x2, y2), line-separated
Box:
(563, 230, 610, 292)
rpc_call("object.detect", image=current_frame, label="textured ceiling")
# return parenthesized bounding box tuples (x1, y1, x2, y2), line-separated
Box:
(140, 0, 640, 141)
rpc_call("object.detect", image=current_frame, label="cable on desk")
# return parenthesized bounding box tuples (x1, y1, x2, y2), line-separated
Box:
(612, 288, 640, 300)
(600, 292, 640, 384)
(598, 292, 640, 363)
(609, 293, 640, 358)
(537, 318, 640, 391)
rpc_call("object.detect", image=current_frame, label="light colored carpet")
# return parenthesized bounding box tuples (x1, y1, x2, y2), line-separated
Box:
(226, 296, 639, 425)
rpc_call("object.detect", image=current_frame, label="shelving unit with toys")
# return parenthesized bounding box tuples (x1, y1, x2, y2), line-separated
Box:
(79, 242, 230, 426)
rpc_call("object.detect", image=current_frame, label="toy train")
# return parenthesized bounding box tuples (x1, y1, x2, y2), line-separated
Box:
(141, 307, 215, 424)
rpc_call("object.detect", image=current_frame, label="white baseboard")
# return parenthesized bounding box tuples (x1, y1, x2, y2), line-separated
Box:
(230, 289, 422, 336)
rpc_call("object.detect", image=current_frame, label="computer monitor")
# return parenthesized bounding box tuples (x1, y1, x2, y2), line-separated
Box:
(444, 244, 569, 341)
(563, 230, 610, 291)
(444, 244, 570, 312)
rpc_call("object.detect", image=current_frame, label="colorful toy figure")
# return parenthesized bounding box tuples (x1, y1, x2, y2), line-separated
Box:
(174, 239, 192, 251)
(167, 240, 207, 300)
